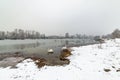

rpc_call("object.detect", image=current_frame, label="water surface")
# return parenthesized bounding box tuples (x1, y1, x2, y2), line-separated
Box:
(0, 39, 96, 54)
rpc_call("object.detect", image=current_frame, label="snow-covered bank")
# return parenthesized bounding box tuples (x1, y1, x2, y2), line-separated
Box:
(0, 39, 120, 80)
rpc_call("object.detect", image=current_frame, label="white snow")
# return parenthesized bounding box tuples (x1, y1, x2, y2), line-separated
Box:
(0, 39, 120, 80)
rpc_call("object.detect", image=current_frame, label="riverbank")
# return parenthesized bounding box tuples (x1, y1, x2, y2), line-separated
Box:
(0, 50, 70, 68)
(0, 39, 97, 68)
(0, 39, 120, 80)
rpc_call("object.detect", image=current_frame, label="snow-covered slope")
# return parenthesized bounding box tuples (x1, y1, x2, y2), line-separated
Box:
(0, 39, 120, 80)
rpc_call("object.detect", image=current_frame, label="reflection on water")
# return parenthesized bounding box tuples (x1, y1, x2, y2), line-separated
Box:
(14, 42, 40, 49)
(0, 39, 96, 53)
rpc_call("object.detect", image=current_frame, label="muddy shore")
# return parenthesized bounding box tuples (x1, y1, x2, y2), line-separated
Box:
(0, 50, 70, 68)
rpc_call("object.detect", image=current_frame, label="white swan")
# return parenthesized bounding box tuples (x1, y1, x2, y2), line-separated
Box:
(47, 49, 54, 53)
(62, 46, 67, 50)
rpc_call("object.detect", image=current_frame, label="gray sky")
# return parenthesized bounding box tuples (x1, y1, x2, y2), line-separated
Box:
(0, 0, 120, 35)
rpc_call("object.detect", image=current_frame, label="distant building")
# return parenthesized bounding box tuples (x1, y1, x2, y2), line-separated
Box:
(65, 33, 70, 38)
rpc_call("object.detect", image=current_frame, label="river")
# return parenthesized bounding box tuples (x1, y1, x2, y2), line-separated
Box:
(0, 39, 96, 54)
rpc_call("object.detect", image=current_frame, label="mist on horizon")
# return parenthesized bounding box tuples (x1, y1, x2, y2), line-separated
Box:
(0, 0, 120, 35)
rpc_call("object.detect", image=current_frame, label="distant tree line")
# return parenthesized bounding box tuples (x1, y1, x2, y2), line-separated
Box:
(0, 28, 120, 40)
(0, 29, 45, 40)
(0, 30, 95, 40)
(46, 33, 95, 39)
(94, 28, 120, 40)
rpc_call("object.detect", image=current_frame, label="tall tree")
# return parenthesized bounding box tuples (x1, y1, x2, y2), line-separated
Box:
(112, 29, 120, 38)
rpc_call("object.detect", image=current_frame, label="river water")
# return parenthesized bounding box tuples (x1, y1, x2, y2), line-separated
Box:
(0, 39, 97, 67)
(0, 39, 96, 54)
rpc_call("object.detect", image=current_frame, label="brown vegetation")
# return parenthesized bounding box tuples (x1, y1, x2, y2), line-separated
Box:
(26, 57, 47, 68)
(59, 48, 71, 61)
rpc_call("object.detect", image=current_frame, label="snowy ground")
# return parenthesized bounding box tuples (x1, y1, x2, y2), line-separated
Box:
(0, 39, 120, 80)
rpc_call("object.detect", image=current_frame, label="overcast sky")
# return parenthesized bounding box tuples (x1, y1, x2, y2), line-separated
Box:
(0, 0, 120, 35)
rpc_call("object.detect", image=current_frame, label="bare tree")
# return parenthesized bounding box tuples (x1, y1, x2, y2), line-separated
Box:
(112, 29, 120, 39)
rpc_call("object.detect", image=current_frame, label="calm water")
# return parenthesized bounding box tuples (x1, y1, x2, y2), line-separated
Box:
(0, 39, 96, 54)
